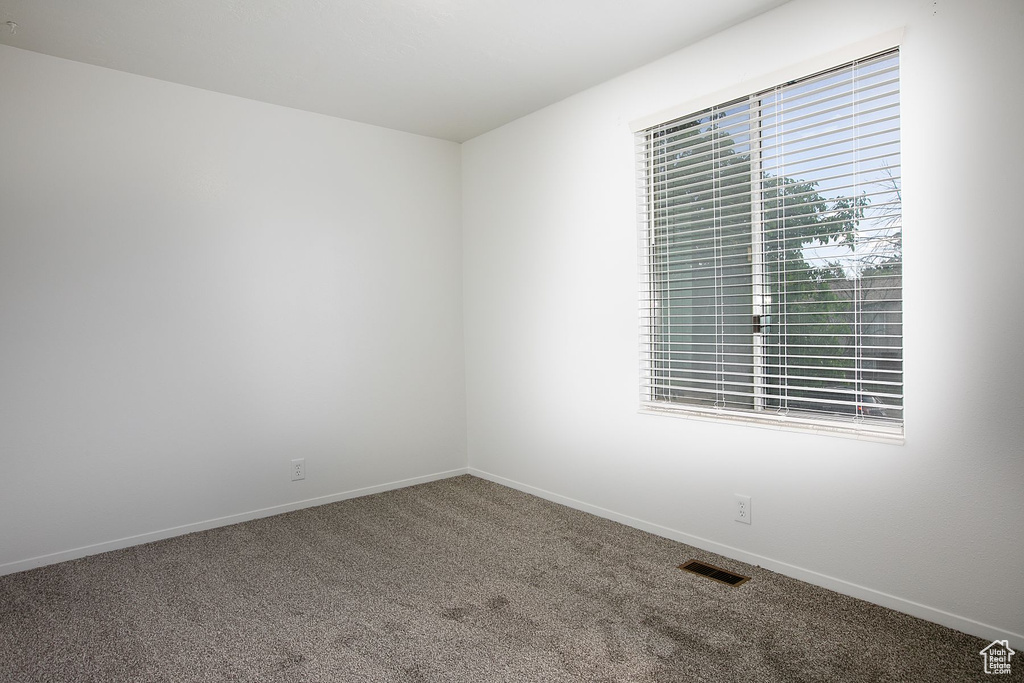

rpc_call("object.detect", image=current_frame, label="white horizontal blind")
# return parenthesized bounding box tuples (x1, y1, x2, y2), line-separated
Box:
(637, 50, 902, 439)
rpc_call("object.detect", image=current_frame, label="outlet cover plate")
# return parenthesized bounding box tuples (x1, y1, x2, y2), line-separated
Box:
(735, 494, 751, 524)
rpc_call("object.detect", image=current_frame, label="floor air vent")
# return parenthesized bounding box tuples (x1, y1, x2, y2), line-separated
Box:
(679, 560, 750, 587)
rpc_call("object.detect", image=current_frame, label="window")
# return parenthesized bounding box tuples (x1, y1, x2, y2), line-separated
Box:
(637, 49, 902, 440)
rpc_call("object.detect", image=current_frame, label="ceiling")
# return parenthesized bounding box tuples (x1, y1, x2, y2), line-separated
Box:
(0, 0, 788, 142)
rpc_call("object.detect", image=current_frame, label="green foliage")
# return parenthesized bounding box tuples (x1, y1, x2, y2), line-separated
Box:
(761, 174, 866, 399)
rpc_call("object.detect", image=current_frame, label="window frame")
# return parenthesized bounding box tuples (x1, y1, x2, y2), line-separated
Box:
(633, 38, 905, 444)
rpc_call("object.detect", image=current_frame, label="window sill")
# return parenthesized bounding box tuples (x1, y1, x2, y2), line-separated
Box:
(639, 402, 905, 445)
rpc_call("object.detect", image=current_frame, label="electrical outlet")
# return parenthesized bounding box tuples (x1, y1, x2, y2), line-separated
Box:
(735, 494, 751, 524)
(291, 458, 305, 482)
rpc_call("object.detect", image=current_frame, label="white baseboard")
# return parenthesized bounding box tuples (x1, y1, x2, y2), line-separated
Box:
(468, 467, 1022, 650)
(0, 467, 469, 577)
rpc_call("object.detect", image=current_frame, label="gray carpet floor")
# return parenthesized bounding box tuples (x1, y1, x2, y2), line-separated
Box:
(0, 475, 1007, 682)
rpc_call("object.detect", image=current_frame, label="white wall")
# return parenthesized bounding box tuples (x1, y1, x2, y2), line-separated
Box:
(463, 0, 1024, 645)
(0, 45, 466, 571)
